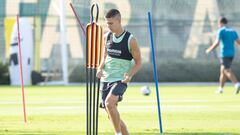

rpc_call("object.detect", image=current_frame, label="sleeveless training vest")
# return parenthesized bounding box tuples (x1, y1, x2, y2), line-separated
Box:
(106, 31, 133, 61)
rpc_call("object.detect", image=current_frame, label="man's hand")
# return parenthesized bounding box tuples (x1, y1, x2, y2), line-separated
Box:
(121, 73, 132, 84)
(206, 39, 220, 54)
(205, 48, 211, 54)
(96, 69, 104, 79)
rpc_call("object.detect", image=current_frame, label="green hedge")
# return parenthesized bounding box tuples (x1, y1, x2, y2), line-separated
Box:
(133, 59, 219, 82)
(69, 59, 240, 82)
(0, 62, 10, 84)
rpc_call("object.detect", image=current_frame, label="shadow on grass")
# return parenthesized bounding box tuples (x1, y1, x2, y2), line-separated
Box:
(160, 133, 239, 135)
(99, 132, 239, 135)
(2, 131, 239, 135)
(0, 130, 82, 135)
(132, 133, 239, 135)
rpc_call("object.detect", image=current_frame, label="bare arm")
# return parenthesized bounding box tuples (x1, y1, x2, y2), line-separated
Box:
(236, 39, 240, 45)
(96, 39, 107, 79)
(122, 37, 142, 83)
(97, 47, 107, 70)
(206, 38, 220, 54)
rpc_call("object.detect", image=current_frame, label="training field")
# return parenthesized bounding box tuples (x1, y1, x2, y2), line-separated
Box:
(0, 85, 240, 135)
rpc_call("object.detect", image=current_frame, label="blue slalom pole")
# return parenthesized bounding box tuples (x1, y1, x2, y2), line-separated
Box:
(148, 11, 163, 134)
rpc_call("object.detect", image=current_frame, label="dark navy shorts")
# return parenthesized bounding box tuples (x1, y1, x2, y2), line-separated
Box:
(100, 80, 127, 108)
(220, 57, 233, 69)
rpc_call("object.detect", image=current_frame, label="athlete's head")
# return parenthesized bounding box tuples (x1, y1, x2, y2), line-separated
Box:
(218, 17, 228, 28)
(104, 9, 121, 32)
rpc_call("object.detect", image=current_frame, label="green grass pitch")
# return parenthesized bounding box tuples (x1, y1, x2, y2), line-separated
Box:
(0, 85, 240, 135)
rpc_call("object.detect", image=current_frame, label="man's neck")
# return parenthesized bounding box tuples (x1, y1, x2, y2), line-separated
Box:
(220, 25, 226, 28)
(113, 27, 124, 37)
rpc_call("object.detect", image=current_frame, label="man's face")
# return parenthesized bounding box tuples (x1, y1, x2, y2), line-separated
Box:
(218, 22, 223, 28)
(105, 17, 120, 32)
(218, 19, 224, 28)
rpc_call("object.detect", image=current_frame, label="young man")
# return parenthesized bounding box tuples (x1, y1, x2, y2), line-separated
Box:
(96, 9, 141, 135)
(206, 17, 240, 94)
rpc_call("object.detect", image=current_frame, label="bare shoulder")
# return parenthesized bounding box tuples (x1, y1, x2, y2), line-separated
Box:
(130, 36, 138, 48)
(104, 32, 110, 39)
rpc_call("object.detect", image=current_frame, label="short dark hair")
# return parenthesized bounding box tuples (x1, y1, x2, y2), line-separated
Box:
(105, 9, 121, 18)
(220, 17, 228, 24)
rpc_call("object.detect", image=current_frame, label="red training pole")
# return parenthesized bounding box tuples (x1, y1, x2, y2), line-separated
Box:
(69, 2, 86, 37)
(16, 15, 27, 123)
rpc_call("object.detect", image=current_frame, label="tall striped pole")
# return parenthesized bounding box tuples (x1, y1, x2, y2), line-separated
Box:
(85, 4, 103, 135)
(148, 11, 163, 134)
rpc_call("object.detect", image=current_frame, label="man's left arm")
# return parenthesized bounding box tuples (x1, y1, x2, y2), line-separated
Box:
(121, 37, 142, 83)
(206, 38, 220, 54)
(206, 29, 222, 54)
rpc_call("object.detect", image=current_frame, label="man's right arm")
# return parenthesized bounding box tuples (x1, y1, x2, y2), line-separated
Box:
(96, 35, 107, 79)
(234, 31, 240, 45)
(236, 39, 240, 45)
(98, 47, 107, 70)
